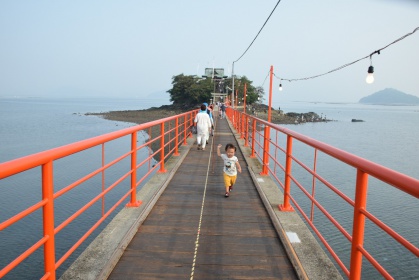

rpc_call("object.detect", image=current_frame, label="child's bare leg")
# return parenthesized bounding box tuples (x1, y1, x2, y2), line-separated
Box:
(224, 174, 230, 197)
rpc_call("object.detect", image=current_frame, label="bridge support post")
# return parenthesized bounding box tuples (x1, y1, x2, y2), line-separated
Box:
(174, 118, 180, 156)
(42, 161, 56, 279)
(260, 125, 270, 175)
(349, 170, 368, 279)
(183, 115, 188, 145)
(158, 123, 167, 173)
(279, 135, 294, 211)
(127, 132, 141, 207)
(244, 115, 249, 147)
(250, 119, 256, 158)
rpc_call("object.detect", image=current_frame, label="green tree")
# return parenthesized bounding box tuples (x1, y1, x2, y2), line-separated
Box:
(167, 73, 264, 108)
(167, 74, 212, 108)
(223, 75, 262, 105)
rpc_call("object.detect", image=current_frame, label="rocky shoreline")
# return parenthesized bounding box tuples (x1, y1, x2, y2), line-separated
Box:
(86, 104, 328, 125)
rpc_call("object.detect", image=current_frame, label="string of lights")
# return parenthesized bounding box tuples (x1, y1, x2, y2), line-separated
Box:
(274, 26, 419, 85)
(233, 0, 282, 63)
(260, 70, 270, 88)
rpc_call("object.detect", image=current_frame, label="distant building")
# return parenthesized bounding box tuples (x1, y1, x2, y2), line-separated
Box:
(201, 68, 229, 101)
(204, 68, 227, 79)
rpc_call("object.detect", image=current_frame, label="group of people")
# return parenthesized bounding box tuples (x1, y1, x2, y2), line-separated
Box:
(194, 102, 242, 198)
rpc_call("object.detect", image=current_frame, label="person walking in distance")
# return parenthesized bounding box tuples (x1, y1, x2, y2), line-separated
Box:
(220, 103, 226, 119)
(203, 102, 214, 143)
(194, 104, 212, 151)
(217, 143, 242, 197)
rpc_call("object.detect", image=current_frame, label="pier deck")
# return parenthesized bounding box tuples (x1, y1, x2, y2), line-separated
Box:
(108, 116, 298, 279)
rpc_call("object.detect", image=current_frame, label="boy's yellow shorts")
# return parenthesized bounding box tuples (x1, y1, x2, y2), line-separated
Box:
(223, 173, 237, 187)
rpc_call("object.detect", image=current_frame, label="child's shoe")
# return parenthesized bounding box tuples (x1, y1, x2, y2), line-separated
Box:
(225, 192, 229, 197)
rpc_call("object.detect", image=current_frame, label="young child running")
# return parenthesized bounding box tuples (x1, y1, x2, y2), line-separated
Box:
(217, 143, 242, 197)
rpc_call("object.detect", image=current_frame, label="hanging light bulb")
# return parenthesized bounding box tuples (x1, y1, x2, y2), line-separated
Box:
(366, 65, 374, 84)
(279, 80, 283, 91)
(366, 54, 375, 84)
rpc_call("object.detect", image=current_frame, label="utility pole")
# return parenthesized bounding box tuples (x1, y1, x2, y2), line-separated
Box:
(231, 62, 235, 108)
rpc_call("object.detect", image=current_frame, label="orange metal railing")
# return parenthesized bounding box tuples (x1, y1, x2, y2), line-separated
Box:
(0, 110, 197, 279)
(226, 107, 419, 279)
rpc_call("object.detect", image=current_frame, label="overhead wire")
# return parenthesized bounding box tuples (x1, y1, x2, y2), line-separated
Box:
(260, 70, 270, 87)
(233, 0, 282, 63)
(275, 26, 419, 82)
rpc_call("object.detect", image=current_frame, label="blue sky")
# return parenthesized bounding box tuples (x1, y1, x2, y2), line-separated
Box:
(0, 0, 418, 103)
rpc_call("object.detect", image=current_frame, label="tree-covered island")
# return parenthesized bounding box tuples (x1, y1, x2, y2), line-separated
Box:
(88, 73, 326, 125)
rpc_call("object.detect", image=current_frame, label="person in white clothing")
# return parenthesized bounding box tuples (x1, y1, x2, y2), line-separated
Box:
(194, 104, 212, 151)
(203, 102, 214, 143)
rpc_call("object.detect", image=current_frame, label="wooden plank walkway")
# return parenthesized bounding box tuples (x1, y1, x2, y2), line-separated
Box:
(108, 114, 298, 279)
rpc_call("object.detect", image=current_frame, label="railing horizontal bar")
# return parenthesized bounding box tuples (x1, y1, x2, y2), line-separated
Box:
(54, 149, 131, 199)
(269, 123, 419, 198)
(360, 208, 419, 257)
(0, 199, 47, 230)
(247, 115, 419, 198)
(356, 245, 393, 279)
(56, 189, 133, 269)
(55, 167, 132, 234)
(288, 194, 350, 277)
(0, 113, 193, 179)
(291, 152, 355, 207)
(0, 236, 48, 278)
(136, 163, 159, 187)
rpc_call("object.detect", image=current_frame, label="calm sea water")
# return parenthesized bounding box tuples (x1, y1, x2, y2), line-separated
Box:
(0, 97, 418, 279)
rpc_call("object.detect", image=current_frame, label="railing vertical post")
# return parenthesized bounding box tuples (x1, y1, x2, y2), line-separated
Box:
(168, 121, 172, 152)
(127, 132, 141, 207)
(260, 125, 270, 175)
(240, 112, 244, 139)
(183, 115, 188, 145)
(174, 117, 180, 156)
(279, 135, 294, 211)
(231, 109, 234, 127)
(274, 131, 278, 174)
(189, 112, 194, 138)
(158, 122, 167, 173)
(101, 143, 105, 216)
(250, 119, 256, 158)
(237, 111, 240, 131)
(42, 161, 56, 280)
(310, 149, 318, 221)
(349, 169, 369, 280)
(148, 127, 152, 170)
(244, 115, 249, 147)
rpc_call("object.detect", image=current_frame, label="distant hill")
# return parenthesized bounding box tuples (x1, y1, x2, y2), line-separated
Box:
(359, 88, 419, 105)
